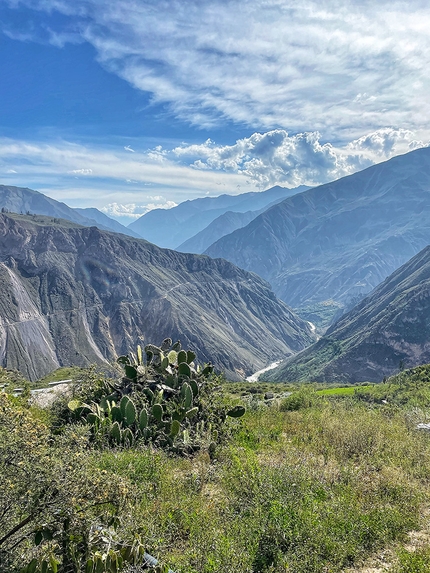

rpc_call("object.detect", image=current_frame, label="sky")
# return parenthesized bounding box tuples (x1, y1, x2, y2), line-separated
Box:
(0, 0, 429, 224)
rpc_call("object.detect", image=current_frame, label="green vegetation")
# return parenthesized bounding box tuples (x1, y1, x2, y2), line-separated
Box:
(4, 359, 430, 572)
(294, 299, 344, 331)
(66, 339, 244, 454)
(34, 366, 87, 388)
(316, 386, 357, 396)
(0, 365, 29, 389)
(390, 547, 430, 573)
(355, 365, 430, 408)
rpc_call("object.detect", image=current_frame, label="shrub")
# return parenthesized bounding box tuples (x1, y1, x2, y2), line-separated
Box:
(0, 392, 134, 573)
(280, 386, 318, 411)
(67, 339, 245, 455)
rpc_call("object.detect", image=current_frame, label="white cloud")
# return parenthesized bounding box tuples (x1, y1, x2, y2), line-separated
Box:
(124, 145, 135, 152)
(6, 169, 17, 173)
(100, 200, 177, 219)
(5, 0, 430, 136)
(67, 168, 93, 175)
(0, 129, 428, 217)
(346, 128, 419, 157)
(353, 93, 377, 105)
(171, 128, 428, 188)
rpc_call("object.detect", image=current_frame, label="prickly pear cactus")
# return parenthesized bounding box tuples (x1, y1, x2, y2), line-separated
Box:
(68, 338, 245, 453)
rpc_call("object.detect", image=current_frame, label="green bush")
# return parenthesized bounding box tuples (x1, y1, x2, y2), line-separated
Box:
(279, 386, 318, 411)
(0, 392, 137, 573)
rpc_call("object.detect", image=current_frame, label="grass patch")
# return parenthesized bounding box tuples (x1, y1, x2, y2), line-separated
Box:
(390, 547, 430, 572)
(34, 366, 87, 388)
(87, 400, 430, 572)
(316, 386, 357, 396)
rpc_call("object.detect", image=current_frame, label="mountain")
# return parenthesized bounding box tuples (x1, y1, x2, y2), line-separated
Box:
(0, 184, 140, 238)
(264, 245, 430, 383)
(128, 185, 307, 249)
(74, 207, 142, 238)
(177, 188, 310, 254)
(177, 210, 259, 254)
(205, 148, 430, 315)
(0, 213, 315, 381)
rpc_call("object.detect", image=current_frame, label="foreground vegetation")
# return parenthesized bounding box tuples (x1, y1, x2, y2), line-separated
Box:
(3, 359, 430, 572)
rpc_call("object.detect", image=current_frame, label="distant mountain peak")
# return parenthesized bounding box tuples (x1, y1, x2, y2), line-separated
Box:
(128, 185, 308, 249)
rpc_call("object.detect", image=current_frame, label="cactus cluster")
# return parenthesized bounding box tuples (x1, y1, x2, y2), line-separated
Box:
(68, 338, 245, 453)
(20, 534, 171, 573)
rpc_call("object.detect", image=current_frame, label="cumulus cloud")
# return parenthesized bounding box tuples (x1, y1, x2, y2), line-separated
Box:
(171, 128, 428, 188)
(4, 0, 430, 136)
(100, 200, 177, 220)
(346, 128, 419, 157)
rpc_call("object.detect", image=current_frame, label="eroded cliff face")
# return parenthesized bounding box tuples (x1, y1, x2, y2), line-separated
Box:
(0, 214, 315, 380)
(265, 245, 430, 383)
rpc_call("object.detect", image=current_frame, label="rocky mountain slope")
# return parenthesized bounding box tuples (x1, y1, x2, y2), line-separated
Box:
(74, 207, 142, 238)
(0, 213, 314, 381)
(128, 185, 307, 249)
(177, 209, 260, 254)
(205, 148, 430, 313)
(264, 245, 430, 383)
(177, 187, 310, 254)
(0, 184, 140, 238)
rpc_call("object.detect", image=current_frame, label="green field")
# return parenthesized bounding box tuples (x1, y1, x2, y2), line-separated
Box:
(316, 386, 358, 396)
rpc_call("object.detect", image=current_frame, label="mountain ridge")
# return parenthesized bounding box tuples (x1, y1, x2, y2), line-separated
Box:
(0, 213, 314, 381)
(263, 244, 430, 383)
(204, 147, 430, 311)
(74, 207, 142, 238)
(128, 185, 308, 249)
(0, 184, 141, 238)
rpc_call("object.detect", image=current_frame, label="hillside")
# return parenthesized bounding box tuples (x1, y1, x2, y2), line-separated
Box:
(177, 209, 259, 253)
(74, 207, 142, 238)
(0, 184, 140, 238)
(128, 185, 307, 249)
(0, 213, 314, 381)
(205, 147, 430, 313)
(264, 245, 430, 383)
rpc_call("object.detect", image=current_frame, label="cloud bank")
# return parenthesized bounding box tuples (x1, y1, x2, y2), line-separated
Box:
(1, 128, 427, 219)
(172, 128, 427, 188)
(3, 0, 430, 138)
(100, 200, 178, 220)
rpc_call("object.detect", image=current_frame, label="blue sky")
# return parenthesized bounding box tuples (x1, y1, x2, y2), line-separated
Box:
(0, 0, 429, 224)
